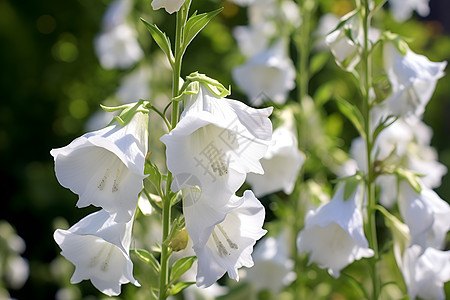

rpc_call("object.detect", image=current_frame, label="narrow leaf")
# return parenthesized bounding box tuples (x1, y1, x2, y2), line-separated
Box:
(168, 281, 196, 296)
(334, 98, 366, 140)
(373, 115, 398, 142)
(141, 18, 174, 65)
(182, 8, 223, 55)
(169, 256, 197, 284)
(133, 249, 160, 272)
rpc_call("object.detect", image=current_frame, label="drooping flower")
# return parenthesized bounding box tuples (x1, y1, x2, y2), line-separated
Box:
(388, 0, 430, 22)
(53, 209, 140, 296)
(50, 110, 148, 222)
(297, 182, 374, 277)
(160, 83, 273, 209)
(398, 181, 450, 249)
(151, 0, 186, 14)
(383, 42, 447, 119)
(241, 231, 296, 294)
(192, 190, 267, 288)
(398, 245, 450, 300)
(94, 23, 144, 70)
(232, 40, 296, 105)
(246, 110, 305, 197)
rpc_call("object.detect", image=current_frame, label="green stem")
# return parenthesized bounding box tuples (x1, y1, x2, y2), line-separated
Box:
(159, 4, 187, 299)
(361, 1, 380, 299)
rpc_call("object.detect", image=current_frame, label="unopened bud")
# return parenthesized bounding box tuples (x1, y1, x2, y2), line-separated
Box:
(169, 228, 189, 252)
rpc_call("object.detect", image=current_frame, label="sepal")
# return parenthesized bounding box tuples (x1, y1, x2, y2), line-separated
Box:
(100, 99, 149, 127)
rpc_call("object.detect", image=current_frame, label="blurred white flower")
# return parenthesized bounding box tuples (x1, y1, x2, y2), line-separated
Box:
(388, 0, 430, 22)
(383, 43, 447, 119)
(116, 65, 151, 104)
(101, 0, 132, 31)
(51, 111, 148, 222)
(161, 84, 273, 208)
(398, 245, 450, 300)
(233, 40, 296, 105)
(297, 182, 374, 277)
(94, 23, 144, 70)
(398, 181, 450, 249)
(232, 25, 272, 58)
(229, 0, 256, 6)
(5, 256, 29, 289)
(151, 0, 185, 14)
(194, 190, 267, 288)
(241, 231, 296, 293)
(53, 210, 140, 296)
(246, 114, 305, 197)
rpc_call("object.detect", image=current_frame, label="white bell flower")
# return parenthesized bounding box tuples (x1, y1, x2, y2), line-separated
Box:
(246, 121, 305, 197)
(94, 23, 144, 70)
(398, 181, 450, 249)
(398, 245, 450, 300)
(51, 111, 148, 222)
(53, 210, 140, 296)
(383, 43, 447, 119)
(297, 182, 374, 277)
(193, 190, 267, 288)
(241, 231, 296, 293)
(161, 84, 272, 209)
(388, 0, 430, 22)
(232, 40, 296, 105)
(151, 0, 185, 14)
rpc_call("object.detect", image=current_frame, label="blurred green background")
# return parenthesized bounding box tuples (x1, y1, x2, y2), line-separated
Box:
(0, 0, 449, 299)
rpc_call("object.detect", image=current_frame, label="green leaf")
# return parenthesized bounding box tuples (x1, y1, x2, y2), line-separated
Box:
(334, 97, 366, 140)
(169, 256, 196, 284)
(373, 115, 398, 142)
(168, 281, 196, 296)
(182, 8, 223, 55)
(141, 18, 175, 65)
(309, 52, 330, 77)
(395, 168, 422, 194)
(133, 249, 160, 273)
(144, 158, 162, 190)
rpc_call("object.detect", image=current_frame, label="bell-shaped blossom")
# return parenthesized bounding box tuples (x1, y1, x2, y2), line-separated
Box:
(297, 182, 374, 277)
(53, 210, 140, 296)
(383, 43, 447, 119)
(241, 231, 296, 294)
(193, 190, 267, 288)
(51, 111, 148, 222)
(160, 84, 272, 209)
(388, 0, 430, 22)
(398, 245, 450, 300)
(94, 23, 144, 70)
(233, 25, 272, 58)
(398, 181, 450, 249)
(151, 0, 185, 14)
(232, 40, 296, 105)
(246, 115, 305, 197)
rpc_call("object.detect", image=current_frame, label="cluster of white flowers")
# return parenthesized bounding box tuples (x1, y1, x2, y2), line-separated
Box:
(321, 7, 449, 298)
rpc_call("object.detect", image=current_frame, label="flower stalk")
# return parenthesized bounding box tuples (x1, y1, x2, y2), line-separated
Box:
(361, 0, 380, 299)
(159, 2, 190, 299)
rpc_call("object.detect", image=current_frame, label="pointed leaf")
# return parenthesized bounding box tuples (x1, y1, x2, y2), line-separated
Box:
(334, 98, 366, 140)
(168, 281, 196, 296)
(182, 8, 223, 55)
(169, 256, 196, 284)
(133, 249, 160, 273)
(141, 18, 175, 65)
(373, 115, 398, 142)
